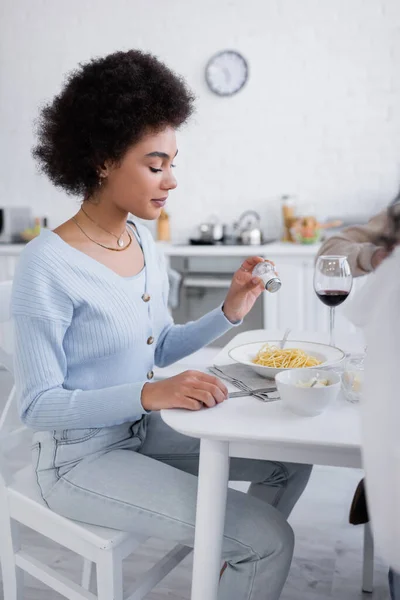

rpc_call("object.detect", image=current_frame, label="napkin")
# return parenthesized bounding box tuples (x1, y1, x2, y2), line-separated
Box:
(209, 363, 277, 391)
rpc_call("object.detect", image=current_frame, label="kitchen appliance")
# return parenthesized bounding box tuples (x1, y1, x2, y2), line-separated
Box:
(189, 211, 272, 245)
(235, 210, 263, 245)
(187, 235, 277, 246)
(0, 207, 33, 243)
(198, 219, 224, 243)
(170, 255, 264, 347)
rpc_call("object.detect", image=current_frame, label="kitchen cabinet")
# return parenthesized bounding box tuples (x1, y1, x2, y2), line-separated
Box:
(0, 247, 20, 281)
(160, 242, 363, 342)
(168, 255, 264, 347)
(0, 241, 363, 344)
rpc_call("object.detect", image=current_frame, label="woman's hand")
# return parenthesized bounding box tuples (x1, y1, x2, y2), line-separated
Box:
(222, 256, 267, 323)
(371, 247, 391, 270)
(141, 370, 228, 412)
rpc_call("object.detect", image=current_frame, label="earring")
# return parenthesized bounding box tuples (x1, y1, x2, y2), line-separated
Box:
(98, 173, 106, 187)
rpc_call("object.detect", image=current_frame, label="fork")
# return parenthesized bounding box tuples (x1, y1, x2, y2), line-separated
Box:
(209, 366, 277, 402)
(209, 365, 253, 391)
(280, 327, 291, 349)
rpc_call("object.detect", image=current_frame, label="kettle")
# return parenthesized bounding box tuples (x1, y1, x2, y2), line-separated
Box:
(198, 217, 224, 242)
(235, 210, 263, 245)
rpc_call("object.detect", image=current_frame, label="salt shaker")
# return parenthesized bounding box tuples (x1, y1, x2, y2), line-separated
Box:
(252, 261, 282, 293)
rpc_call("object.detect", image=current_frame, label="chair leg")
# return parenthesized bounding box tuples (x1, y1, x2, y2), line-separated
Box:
(81, 557, 94, 591)
(96, 549, 123, 600)
(362, 522, 374, 593)
(0, 518, 24, 600)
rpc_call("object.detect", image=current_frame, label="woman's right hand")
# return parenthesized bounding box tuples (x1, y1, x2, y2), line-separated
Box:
(141, 370, 229, 412)
(371, 247, 391, 270)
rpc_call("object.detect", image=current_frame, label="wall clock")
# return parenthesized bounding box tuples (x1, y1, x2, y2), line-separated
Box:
(205, 50, 248, 96)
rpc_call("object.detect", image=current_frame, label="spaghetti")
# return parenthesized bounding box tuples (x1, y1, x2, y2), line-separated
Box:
(253, 344, 322, 369)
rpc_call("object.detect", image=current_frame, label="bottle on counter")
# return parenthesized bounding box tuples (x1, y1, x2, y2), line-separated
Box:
(157, 209, 171, 242)
(281, 195, 297, 242)
(32, 217, 41, 236)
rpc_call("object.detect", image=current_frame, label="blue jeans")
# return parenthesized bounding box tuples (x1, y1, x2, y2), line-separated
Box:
(390, 569, 400, 599)
(32, 412, 312, 600)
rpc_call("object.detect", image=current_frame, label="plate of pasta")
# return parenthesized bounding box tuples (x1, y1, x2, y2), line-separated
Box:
(228, 340, 345, 379)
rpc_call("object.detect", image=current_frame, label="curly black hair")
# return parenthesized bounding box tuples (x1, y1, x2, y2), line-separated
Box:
(33, 50, 195, 196)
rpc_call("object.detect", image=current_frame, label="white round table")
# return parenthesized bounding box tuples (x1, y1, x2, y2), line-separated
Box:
(161, 329, 364, 600)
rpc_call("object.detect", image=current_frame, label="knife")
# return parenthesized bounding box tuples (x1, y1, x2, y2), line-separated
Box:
(228, 389, 279, 399)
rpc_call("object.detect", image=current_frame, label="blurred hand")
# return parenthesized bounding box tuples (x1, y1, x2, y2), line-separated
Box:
(222, 256, 267, 322)
(141, 370, 228, 412)
(371, 247, 391, 270)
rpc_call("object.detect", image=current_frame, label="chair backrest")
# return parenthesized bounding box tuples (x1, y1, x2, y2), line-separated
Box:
(0, 281, 13, 373)
(0, 281, 29, 483)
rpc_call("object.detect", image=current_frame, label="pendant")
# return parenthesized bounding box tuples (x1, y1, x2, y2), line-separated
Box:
(118, 238, 124, 248)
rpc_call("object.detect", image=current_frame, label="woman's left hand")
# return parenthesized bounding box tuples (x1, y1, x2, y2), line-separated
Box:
(222, 256, 267, 323)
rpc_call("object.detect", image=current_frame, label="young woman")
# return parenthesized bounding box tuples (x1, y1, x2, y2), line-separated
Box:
(12, 50, 311, 599)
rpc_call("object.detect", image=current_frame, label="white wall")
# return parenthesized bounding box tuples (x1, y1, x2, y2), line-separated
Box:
(1, 0, 400, 242)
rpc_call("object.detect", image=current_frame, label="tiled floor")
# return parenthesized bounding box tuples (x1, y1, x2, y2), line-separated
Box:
(0, 350, 391, 598)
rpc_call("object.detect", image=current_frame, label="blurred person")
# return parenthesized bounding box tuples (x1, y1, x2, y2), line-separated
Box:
(317, 210, 390, 276)
(325, 196, 400, 599)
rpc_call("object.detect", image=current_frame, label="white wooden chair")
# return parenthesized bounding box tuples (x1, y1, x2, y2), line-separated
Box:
(362, 521, 374, 593)
(0, 280, 191, 600)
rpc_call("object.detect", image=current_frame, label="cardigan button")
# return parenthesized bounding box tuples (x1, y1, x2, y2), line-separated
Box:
(147, 336, 154, 345)
(147, 370, 154, 380)
(142, 293, 151, 302)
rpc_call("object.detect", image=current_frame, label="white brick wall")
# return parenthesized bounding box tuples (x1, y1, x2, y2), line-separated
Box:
(1, 0, 400, 241)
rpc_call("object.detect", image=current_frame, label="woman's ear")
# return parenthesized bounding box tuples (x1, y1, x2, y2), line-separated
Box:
(98, 162, 110, 178)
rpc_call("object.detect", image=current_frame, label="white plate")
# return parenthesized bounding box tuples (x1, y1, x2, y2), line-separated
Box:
(228, 340, 345, 379)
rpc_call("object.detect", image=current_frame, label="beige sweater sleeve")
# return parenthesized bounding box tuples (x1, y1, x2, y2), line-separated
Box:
(317, 211, 388, 277)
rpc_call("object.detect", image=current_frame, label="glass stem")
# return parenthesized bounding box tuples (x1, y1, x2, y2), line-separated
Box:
(329, 307, 335, 346)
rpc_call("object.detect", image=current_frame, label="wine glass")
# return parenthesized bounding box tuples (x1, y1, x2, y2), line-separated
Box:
(314, 256, 353, 346)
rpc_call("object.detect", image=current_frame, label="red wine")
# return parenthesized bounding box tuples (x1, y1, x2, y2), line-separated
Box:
(316, 290, 349, 307)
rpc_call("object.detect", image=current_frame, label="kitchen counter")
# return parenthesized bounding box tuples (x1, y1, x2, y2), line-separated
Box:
(0, 243, 27, 255)
(157, 241, 321, 257)
(0, 240, 322, 258)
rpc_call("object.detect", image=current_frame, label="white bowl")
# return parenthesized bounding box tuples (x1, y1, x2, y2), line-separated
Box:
(275, 369, 341, 417)
(228, 340, 345, 379)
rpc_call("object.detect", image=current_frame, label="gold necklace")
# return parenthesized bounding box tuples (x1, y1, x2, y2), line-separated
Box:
(80, 205, 127, 248)
(72, 217, 133, 252)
